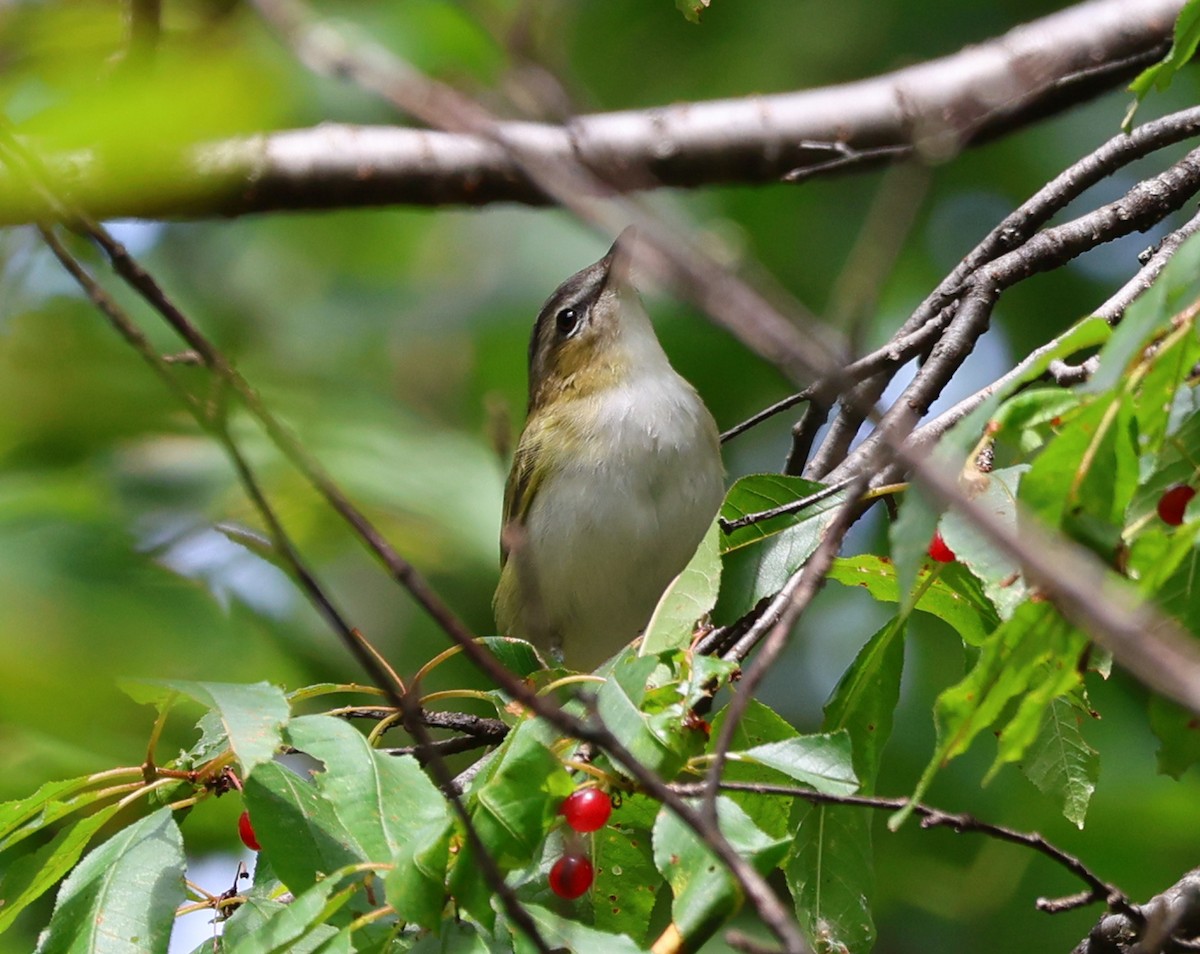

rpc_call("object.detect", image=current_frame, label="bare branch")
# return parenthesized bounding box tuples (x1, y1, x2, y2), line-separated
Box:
(0, 0, 1180, 223)
(674, 780, 1128, 914)
(1073, 868, 1200, 954)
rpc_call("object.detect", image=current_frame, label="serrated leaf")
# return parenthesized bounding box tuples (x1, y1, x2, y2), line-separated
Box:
(386, 817, 452, 929)
(1149, 693, 1200, 778)
(708, 700, 801, 839)
(469, 720, 571, 864)
(592, 794, 661, 945)
(825, 554, 996, 645)
(243, 761, 360, 894)
(1126, 0, 1200, 124)
(1021, 697, 1098, 827)
(895, 315, 1109, 602)
(285, 715, 448, 865)
(139, 680, 289, 776)
(221, 873, 357, 954)
(595, 655, 686, 777)
(520, 903, 644, 953)
(0, 774, 122, 853)
(448, 719, 572, 925)
(783, 619, 904, 953)
(824, 618, 905, 790)
(653, 796, 787, 940)
(987, 388, 1080, 451)
(941, 465, 1030, 619)
(717, 475, 849, 619)
(787, 803, 875, 954)
(35, 808, 184, 954)
(731, 732, 858, 796)
(1132, 333, 1200, 465)
(720, 475, 845, 552)
(1021, 395, 1138, 545)
(642, 520, 721, 655)
(897, 602, 1085, 827)
(1084, 237, 1200, 396)
(0, 803, 122, 933)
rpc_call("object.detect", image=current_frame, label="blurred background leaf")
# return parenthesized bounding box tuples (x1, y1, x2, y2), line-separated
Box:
(1, 1, 1199, 952)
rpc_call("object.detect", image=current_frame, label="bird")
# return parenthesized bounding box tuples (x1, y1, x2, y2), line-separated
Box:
(494, 229, 724, 670)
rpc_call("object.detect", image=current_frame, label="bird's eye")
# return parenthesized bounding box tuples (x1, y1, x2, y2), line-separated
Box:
(556, 308, 580, 337)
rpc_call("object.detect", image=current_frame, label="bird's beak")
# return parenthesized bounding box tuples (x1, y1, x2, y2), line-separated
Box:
(602, 226, 639, 292)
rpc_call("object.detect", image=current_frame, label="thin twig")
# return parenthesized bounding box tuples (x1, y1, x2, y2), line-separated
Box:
(702, 474, 870, 825)
(718, 476, 857, 533)
(674, 780, 1127, 912)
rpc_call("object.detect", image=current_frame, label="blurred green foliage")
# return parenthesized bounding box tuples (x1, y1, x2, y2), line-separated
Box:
(1, 1, 1199, 952)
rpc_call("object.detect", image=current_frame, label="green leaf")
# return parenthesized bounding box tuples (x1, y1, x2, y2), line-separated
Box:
(138, 680, 289, 776)
(386, 817, 452, 929)
(474, 637, 545, 678)
(0, 774, 122, 854)
(221, 872, 358, 954)
(940, 465, 1030, 619)
(825, 554, 996, 645)
(468, 719, 572, 865)
(719, 474, 847, 552)
(595, 655, 687, 777)
(409, 919, 507, 953)
(780, 621, 902, 954)
(708, 700, 803, 839)
(592, 794, 662, 945)
(286, 715, 449, 865)
(717, 475, 850, 619)
(1020, 697, 1098, 828)
(653, 796, 788, 940)
(34, 808, 184, 954)
(787, 803, 875, 954)
(988, 655, 1091, 787)
(889, 481, 941, 613)
(897, 602, 1085, 827)
(1020, 395, 1138, 537)
(894, 315, 1110, 603)
(243, 761, 361, 894)
(642, 520, 722, 655)
(519, 903, 644, 954)
(730, 732, 858, 796)
(0, 803, 122, 933)
(1149, 694, 1200, 779)
(448, 718, 572, 924)
(987, 388, 1080, 454)
(1126, 0, 1200, 126)
(823, 618, 905, 790)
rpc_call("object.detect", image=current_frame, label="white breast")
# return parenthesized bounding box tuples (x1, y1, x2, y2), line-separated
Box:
(521, 369, 724, 669)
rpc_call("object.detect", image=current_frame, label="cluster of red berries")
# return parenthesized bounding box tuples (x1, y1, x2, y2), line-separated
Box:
(236, 788, 613, 900)
(548, 787, 612, 899)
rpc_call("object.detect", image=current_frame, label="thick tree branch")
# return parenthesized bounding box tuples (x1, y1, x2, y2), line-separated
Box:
(1074, 869, 1200, 954)
(0, 0, 1180, 223)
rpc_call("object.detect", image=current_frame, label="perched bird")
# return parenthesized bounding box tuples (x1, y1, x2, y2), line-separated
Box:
(494, 230, 724, 670)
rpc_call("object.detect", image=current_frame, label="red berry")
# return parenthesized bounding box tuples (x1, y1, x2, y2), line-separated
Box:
(559, 788, 612, 833)
(928, 531, 956, 563)
(238, 810, 260, 852)
(549, 854, 593, 899)
(1157, 484, 1196, 527)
